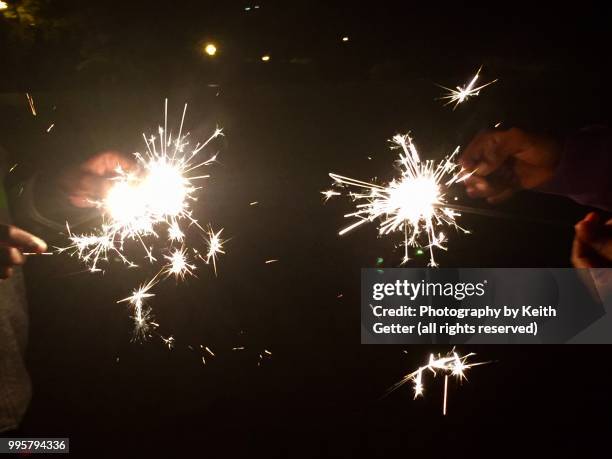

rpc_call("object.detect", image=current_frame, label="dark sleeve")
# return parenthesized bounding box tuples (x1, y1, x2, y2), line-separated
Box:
(538, 126, 612, 212)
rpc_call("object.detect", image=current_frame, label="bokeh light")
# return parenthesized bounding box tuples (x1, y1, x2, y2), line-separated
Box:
(203, 43, 217, 56)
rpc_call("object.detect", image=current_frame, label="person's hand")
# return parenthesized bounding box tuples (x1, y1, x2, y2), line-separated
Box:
(0, 224, 47, 279)
(459, 128, 561, 204)
(60, 151, 136, 208)
(572, 212, 612, 268)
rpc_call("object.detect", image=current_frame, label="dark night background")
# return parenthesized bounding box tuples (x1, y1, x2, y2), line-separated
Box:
(1, 1, 611, 457)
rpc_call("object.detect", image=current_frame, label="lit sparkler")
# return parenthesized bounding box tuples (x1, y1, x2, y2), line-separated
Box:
(60, 100, 226, 336)
(326, 134, 472, 266)
(387, 350, 489, 415)
(436, 66, 497, 110)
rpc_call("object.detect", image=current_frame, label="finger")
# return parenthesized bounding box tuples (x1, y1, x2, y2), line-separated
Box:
(459, 130, 496, 170)
(462, 128, 524, 177)
(575, 214, 612, 261)
(0, 247, 25, 266)
(464, 175, 514, 200)
(0, 225, 47, 253)
(571, 236, 593, 268)
(0, 267, 14, 280)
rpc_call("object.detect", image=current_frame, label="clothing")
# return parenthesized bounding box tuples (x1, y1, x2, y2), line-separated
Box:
(0, 144, 31, 432)
(540, 126, 612, 212)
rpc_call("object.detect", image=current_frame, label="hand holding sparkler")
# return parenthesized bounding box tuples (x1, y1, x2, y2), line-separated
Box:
(59, 151, 137, 208)
(459, 128, 560, 204)
(0, 224, 47, 279)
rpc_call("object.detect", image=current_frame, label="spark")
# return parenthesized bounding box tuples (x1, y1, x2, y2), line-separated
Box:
(168, 220, 184, 242)
(162, 336, 175, 349)
(232, 346, 245, 351)
(205, 346, 215, 357)
(327, 133, 472, 266)
(201, 226, 225, 275)
(164, 247, 196, 280)
(117, 278, 157, 340)
(26, 93, 36, 116)
(436, 66, 497, 110)
(249, 201, 259, 206)
(261, 55, 271, 62)
(9, 163, 18, 173)
(60, 100, 225, 335)
(387, 350, 489, 415)
(265, 259, 278, 264)
(321, 189, 341, 202)
(47, 123, 55, 132)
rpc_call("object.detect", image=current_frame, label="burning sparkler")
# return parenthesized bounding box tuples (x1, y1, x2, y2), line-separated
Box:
(387, 350, 489, 415)
(436, 66, 497, 110)
(326, 133, 472, 266)
(60, 100, 226, 336)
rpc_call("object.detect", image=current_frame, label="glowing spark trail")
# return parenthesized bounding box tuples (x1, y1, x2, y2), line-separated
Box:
(26, 93, 37, 116)
(327, 134, 472, 266)
(60, 100, 226, 336)
(436, 66, 497, 110)
(387, 350, 489, 415)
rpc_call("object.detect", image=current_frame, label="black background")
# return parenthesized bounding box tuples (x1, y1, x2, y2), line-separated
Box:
(1, 1, 611, 457)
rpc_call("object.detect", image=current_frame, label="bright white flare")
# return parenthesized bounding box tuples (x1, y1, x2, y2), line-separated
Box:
(61, 100, 226, 337)
(327, 134, 472, 266)
(388, 350, 488, 415)
(436, 66, 497, 110)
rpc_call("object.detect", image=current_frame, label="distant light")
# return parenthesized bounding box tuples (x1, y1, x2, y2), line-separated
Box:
(204, 43, 217, 56)
(0, 1, 8, 10)
(342, 36, 349, 42)
(261, 55, 270, 62)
